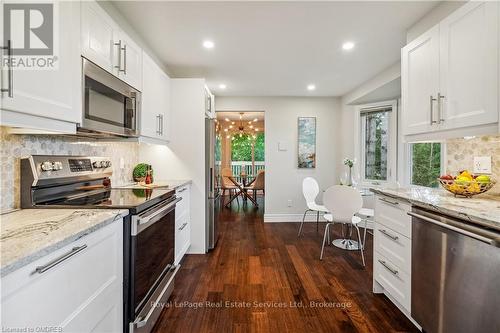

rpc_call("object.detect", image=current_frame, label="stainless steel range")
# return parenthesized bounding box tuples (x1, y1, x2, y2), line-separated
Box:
(20, 155, 180, 333)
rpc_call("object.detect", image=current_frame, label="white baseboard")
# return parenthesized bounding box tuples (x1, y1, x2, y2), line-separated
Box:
(263, 213, 373, 230)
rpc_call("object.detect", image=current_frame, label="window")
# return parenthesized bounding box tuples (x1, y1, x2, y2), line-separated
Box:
(410, 143, 442, 188)
(360, 105, 395, 183)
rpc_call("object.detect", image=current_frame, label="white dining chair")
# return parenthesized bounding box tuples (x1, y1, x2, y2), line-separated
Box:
(357, 208, 374, 249)
(297, 177, 328, 237)
(320, 185, 365, 266)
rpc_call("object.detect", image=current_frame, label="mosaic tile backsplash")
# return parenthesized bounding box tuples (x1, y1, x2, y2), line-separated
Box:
(446, 135, 500, 195)
(0, 127, 139, 212)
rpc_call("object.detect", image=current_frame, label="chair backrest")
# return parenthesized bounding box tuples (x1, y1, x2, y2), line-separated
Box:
(252, 170, 265, 189)
(221, 167, 234, 188)
(302, 177, 320, 209)
(323, 185, 363, 224)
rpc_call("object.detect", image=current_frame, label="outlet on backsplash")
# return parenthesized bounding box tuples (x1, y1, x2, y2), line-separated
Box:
(447, 135, 500, 195)
(473, 156, 492, 174)
(0, 127, 140, 212)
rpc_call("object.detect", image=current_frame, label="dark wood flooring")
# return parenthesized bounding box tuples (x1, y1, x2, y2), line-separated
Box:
(152, 197, 418, 333)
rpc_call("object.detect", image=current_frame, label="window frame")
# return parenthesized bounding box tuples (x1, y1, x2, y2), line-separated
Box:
(354, 100, 398, 187)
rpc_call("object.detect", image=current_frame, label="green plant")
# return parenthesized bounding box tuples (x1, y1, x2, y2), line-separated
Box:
(133, 163, 149, 179)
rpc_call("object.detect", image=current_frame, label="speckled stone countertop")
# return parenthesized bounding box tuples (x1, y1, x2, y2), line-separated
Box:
(0, 209, 128, 277)
(116, 180, 191, 190)
(371, 187, 500, 230)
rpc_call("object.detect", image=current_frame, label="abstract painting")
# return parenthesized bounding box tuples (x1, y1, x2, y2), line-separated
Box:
(298, 117, 316, 168)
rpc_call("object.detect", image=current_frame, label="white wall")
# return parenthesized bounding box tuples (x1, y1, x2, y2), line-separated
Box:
(216, 97, 342, 222)
(139, 79, 206, 253)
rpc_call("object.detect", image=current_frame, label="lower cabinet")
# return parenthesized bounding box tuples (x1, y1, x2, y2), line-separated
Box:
(1, 220, 123, 332)
(175, 185, 191, 264)
(373, 195, 414, 320)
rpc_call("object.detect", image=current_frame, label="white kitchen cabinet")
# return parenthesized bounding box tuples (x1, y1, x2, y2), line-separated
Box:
(175, 185, 191, 264)
(373, 195, 413, 318)
(114, 31, 143, 90)
(81, 0, 117, 73)
(1, 220, 123, 332)
(81, 0, 142, 91)
(0, 1, 81, 132)
(141, 51, 170, 142)
(401, 25, 440, 135)
(401, 1, 499, 138)
(439, 1, 498, 130)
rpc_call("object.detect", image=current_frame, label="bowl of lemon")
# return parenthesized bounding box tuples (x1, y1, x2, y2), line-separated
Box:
(438, 171, 496, 197)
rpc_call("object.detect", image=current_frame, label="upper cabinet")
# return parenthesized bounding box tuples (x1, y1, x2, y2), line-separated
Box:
(205, 86, 215, 119)
(0, 1, 81, 133)
(141, 51, 170, 143)
(81, 1, 142, 90)
(402, 1, 499, 138)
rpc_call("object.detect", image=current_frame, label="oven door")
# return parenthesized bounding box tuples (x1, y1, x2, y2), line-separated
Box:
(130, 197, 181, 333)
(80, 57, 140, 137)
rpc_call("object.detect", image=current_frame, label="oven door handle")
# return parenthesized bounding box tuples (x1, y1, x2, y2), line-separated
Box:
(132, 197, 181, 235)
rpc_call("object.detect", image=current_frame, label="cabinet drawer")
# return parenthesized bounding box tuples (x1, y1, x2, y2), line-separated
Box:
(374, 223, 411, 274)
(374, 252, 411, 312)
(175, 186, 190, 219)
(175, 212, 190, 264)
(1, 221, 122, 330)
(375, 196, 412, 238)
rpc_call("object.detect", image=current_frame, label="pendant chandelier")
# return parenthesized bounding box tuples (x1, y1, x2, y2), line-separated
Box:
(217, 112, 260, 140)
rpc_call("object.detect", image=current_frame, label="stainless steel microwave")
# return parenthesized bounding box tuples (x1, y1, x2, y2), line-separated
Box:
(79, 57, 140, 137)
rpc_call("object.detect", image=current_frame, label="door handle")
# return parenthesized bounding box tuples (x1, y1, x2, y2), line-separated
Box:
(437, 93, 445, 123)
(429, 95, 437, 125)
(1, 40, 13, 98)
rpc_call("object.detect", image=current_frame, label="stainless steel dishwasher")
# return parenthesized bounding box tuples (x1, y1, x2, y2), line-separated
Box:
(409, 207, 500, 333)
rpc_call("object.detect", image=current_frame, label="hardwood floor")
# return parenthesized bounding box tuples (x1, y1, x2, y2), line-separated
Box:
(152, 197, 418, 333)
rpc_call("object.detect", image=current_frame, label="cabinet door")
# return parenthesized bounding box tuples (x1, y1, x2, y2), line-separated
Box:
(1, 221, 123, 332)
(0, 1, 81, 124)
(114, 31, 142, 90)
(160, 70, 171, 141)
(401, 25, 440, 135)
(141, 52, 163, 139)
(81, 0, 116, 72)
(439, 1, 499, 129)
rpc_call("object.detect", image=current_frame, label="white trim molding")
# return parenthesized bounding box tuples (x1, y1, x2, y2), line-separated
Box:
(264, 213, 374, 230)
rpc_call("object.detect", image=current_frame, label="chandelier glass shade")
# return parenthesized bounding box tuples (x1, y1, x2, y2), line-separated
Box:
(216, 112, 260, 140)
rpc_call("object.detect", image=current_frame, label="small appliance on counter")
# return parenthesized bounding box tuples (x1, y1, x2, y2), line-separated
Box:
(20, 155, 180, 333)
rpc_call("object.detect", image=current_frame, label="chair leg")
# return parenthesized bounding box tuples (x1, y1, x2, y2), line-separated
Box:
(362, 219, 368, 250)
(320, 223, 332, 260)
(297, 209, 311, 237)
(355, 225, 365, 267)
(316, 211, 319, 232)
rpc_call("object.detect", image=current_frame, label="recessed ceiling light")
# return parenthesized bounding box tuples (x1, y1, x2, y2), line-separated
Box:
(203, 40, 215, 49)
(342, 41, 355, 50)
(307, 84, 316, 91)
(219, 84, 226, 90)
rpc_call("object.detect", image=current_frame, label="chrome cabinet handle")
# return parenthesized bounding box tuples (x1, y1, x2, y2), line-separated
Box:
(122, 44, 127, 74)
(156, 115, 160, 135)
(178, 222, 188, 231)
(379, 197, 399, 206)
(1, 40, 13, 98)
(429, 95, 437, 125)
(379, 229, 399, 241)
(177, 187, 187, 193)
(34, 245, 87, 274)
(438, 92, 445, 123)
(159, 114, 163, 135)
(378, 259, 398, 276)
(114, 40, 122, 72)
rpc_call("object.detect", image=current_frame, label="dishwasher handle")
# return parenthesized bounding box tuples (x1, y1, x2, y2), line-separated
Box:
(408, 211, 500, 247)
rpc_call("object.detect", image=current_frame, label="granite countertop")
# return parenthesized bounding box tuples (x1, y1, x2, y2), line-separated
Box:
(116, 179, 191, 190)
(0, 209, 128, 277)
(371, 187, 500, 230)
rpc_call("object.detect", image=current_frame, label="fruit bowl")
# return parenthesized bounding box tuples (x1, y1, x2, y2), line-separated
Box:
(438, 178, 496, 197)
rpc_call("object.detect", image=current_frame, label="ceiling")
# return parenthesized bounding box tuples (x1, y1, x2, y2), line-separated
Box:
(111, 1, 438, 97)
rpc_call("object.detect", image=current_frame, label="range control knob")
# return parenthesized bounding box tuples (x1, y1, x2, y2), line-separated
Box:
(92, 161, 101, 169)
(52, 161, 63, 171)
(41, 161, 53, 171)
(104, 161, 112, 168)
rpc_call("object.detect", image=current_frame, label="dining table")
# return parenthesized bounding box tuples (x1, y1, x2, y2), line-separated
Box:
(224, 175, 258, 207)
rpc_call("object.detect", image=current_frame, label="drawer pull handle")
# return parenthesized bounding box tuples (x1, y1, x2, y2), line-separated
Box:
(379, 229, 399, 241)
(178, 222, 188, 231)
(177, 187, 187, 193)
(34, 245, 87, 274)
(379, 197, 399, 206)
(378, 259, 398, 276)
